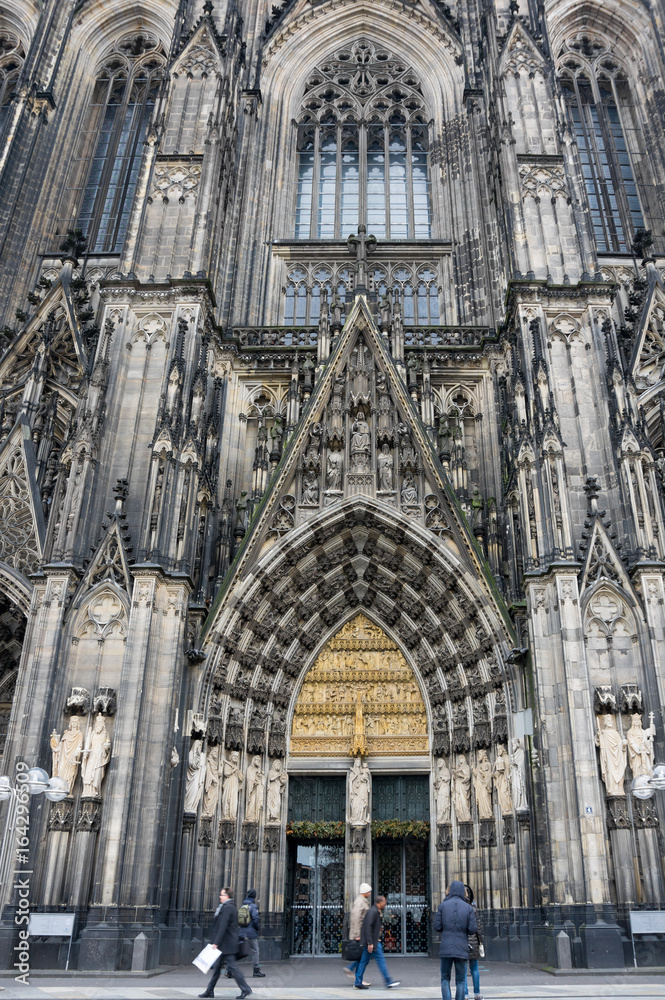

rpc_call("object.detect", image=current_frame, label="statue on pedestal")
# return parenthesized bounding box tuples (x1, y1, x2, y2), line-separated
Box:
(434, 758, 451, 824)
(626, 712, 656, 778)
(267, 759, 287, 823)
(184, 739, 205, 813)
(244, 755, 265, 823)
(493, 744, 513, 814)
(202, 744, 221, 819)
(473, 749, 493, 819)
(595, 714, 628, 796)
(349, 756, 370, 826)
(453, 754, 471, 822)
(510, 738, 528, 812)
(221, 750, 243, 821)
(81, 713, 112, 798)
(50, 716, 83, 794)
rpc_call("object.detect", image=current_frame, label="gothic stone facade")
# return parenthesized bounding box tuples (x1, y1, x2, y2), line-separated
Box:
(0, 0, 664, 974)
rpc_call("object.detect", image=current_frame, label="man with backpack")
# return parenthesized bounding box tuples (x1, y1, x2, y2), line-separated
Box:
(238, 888, 265, 978)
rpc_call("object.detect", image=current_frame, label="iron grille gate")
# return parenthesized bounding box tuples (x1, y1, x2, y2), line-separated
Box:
(374, 839, 430, 954)
(290, 841, 345, 955)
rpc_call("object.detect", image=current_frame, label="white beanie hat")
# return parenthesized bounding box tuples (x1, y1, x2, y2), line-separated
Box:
(359, 883, 372, 893)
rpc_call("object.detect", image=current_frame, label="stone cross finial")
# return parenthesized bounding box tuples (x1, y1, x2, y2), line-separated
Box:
(346, 225, 377, 288)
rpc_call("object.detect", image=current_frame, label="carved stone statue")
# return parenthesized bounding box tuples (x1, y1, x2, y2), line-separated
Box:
(50, 716, 84, 794)
(327, 449, 343, 490)
(453, 754, 472, 822)
(267, 759, 287, 823)
(184, 739, 206, 813)
(350, 411, 371, 474)
(245, 755, 265, 823)
(434, 758, 451, 824)
(401, 473, 418, 505)
(473, 749, 493, 819)
(378, 444, 393, 491)
(349, 756, 370, 826)
(305, 422, 322, 463)
(301, 471, 319, 505)
(202, 744, 221, 819)
(595, 714, 628, 796)
(493, 744, 513, 814)
(626, 712, 656, 777)
(510, 738, 527, 811)
(81, 713, 112, 798)
(221, 750, 243, 820)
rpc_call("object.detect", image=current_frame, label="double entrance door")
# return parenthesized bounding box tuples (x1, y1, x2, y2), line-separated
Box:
(288, 838, 429, 955)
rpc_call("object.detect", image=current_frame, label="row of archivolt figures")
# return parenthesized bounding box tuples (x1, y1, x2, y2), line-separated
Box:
(184, 744, 287, 828)
(433, 741, 528, 829)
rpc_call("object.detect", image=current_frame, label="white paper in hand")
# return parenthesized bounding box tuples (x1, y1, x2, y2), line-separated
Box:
(193, 943, 220, 974)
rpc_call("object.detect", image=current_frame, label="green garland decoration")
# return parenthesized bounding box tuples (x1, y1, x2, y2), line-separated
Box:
(286, 820, 346, 840)
(371, 819, 430, 840)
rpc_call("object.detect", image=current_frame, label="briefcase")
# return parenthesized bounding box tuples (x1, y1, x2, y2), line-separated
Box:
(342, 938, 362, 962)
(237, 937, 250, 960)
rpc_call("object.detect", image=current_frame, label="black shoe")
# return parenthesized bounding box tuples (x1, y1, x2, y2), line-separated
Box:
(253, 969, 266, 977)
(354, 985, 370, 990)
(226, 971, 234, 978)
(198, 993, 214, 998)
(237, 991, 252, 999)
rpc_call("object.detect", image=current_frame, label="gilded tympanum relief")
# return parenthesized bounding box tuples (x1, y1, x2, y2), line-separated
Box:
(290, 613, 428, 756)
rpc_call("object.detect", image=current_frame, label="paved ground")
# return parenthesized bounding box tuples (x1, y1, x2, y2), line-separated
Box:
(0, 958, 663, 1000)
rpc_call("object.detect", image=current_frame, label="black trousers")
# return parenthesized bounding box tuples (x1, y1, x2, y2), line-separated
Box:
(206, 952, 249, 994)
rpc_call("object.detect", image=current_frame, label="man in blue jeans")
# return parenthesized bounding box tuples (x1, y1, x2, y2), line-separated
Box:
(354, 896, 400, 990)
(433, 881, 477, 1000)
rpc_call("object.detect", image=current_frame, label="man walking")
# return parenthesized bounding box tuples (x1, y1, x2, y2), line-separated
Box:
(199, 887, 252, 1000)
(344, 882, 372, 982)
(434, 880, 477, 1000)
(354, 895, 400, 990)
(239, 888, 265, 978)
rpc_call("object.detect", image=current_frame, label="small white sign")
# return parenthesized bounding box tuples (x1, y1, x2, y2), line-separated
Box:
(630, 911, 665, 935)
(585, 806, 593, 815)
(28, 913, 75, 937)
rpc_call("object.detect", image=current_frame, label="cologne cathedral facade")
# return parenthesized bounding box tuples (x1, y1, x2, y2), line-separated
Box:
(0, 0, 664, 973)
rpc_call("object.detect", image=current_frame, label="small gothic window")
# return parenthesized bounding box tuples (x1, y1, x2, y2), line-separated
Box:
(559, 40, 644, 253)
(68, 33, 164, 253)
(0, 32, 25, 134)
(295, 40, 432, 240)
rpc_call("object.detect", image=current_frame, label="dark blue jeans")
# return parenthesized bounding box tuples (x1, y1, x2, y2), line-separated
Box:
(355, 942, 393, 986)
(440, 956, 466, 1000)
(466, 958, 480, 995)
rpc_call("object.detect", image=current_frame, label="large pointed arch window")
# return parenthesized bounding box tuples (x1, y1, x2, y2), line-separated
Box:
(295, 40, 432, 240)
(67, 33, 164, 253)
(559, 38, 644, 253)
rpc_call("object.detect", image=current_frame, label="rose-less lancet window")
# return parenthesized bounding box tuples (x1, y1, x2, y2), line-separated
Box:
(295, 39, 432, 240)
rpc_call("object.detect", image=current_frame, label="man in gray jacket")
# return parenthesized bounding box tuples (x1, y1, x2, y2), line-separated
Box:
(344, 882, 371, 982)
(433, 881, 477, 1000)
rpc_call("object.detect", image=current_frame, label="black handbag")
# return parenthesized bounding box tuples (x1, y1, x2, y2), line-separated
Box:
(342, 939, 362, 962)
(236, 937, 250, 960)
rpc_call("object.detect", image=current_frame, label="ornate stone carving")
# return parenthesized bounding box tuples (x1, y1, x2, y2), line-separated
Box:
(493, 745, 513, 815)
(65, 687, 91, 716)
(434, 758, 451, 825)
(349, 825, 367, 853)
(471, 699, 491, 749)
(47, 798, 73, 832)
(221, 750, 243, 821)
(432, 729, 450, 757)
(473, 749, 493, 820)
(453, 754, 472, 822)
(247, 711, 266, 754)
(619, 684, 643, 714)
(436, 823, 453, 851)
(606, 796, 630, 829)
(76, 798, 101, 833)
(50, 717, 83, 794)
(263, 825, 280, 852)
(635, 798, 659, 828)
(81, 714, 112, 798)
(350, 410, 371, 473)
(267, 760, 287, 823)
(502, 815, 515, 845)
(457, 821, 474, 850)
(202, 744, 221, 819)
(479, 819, 496, 848)
(595, 715, 627, 796)
(594, 685, 617, 715)
(510, 738, 528, 812)
(184, 739, 205, 814)
(218, 819, 236, 848)
(198, 816, 213, 847)
(626, 712, 655, 778)
(349, 756, 371, 826)
(241, 821, 259, 851)
(92, 687, 116, 716)
(291, 614, 427, 756)
(225, 707, 244, 750)
(244, 756, 264, 823)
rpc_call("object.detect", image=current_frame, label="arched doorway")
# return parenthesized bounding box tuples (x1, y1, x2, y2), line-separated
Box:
(286, 613, 431, 956)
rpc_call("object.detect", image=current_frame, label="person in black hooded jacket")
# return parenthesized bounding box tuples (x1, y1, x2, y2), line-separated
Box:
(433, 880, 477, 1000)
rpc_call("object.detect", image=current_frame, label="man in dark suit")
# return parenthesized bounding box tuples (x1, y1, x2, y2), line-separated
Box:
(199, 887, 251, 1000)
(354, 895, 400, 990)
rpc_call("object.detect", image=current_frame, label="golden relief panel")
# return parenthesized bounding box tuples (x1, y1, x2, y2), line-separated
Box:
(290, 613, 429, 756)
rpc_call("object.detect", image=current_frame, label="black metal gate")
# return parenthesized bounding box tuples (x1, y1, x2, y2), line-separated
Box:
(290, 841, 345, 955)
